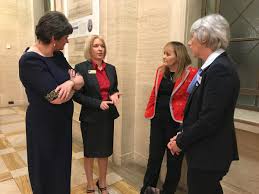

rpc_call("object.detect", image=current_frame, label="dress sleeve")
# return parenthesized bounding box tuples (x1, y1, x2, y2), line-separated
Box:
(19, 56, 59, 99)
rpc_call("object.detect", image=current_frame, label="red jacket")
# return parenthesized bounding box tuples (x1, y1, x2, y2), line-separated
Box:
(145, 65, 197, 123)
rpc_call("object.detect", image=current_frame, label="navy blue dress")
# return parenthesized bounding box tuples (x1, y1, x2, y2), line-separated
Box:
(19, 49, 73, 194)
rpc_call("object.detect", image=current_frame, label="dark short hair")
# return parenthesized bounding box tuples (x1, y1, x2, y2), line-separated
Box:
(35, 11, 73, 44)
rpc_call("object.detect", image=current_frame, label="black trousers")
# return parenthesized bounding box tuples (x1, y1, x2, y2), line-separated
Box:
(187, 168, 226, 194)
(141, 112, 183, 194)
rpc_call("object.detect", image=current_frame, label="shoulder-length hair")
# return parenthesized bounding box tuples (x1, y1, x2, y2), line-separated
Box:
(84, 35, 107, 60)
(190, 14, 230, 51)
(159, 41, 192, 82)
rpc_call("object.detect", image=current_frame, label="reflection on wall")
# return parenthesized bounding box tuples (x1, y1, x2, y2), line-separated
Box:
(66, 0, 99, 66)
(68, 0, 92, 20)
(54, 0, 63, 12)
(68, 37, 86, 66)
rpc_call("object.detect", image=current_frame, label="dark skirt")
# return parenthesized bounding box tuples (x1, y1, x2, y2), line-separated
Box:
(80, 111, 114, 157)
(26, 103, 73, 194)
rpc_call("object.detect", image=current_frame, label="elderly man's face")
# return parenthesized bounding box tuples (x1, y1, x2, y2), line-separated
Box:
(188, 34, 203, 58)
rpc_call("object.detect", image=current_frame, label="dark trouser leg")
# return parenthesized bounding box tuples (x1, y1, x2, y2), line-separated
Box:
(162, 119, 182, 194)
(162, 150, 183, 194)
(140, 118, 165, 194)
(187, 168, 226, 194)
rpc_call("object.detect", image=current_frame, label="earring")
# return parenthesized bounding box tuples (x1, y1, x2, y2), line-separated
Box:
(53, 43, 56, 47)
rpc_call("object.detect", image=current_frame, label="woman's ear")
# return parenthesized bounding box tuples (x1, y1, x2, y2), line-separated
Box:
(50, 36, 57, 49)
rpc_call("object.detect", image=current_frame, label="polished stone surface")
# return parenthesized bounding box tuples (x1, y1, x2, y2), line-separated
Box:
(0, 107, 139, 194)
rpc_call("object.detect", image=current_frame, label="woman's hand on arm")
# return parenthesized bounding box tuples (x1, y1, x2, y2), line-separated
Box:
(71, 73, 84, 90)
(55, 80, 74, 101)
(68, 69, 84, 90)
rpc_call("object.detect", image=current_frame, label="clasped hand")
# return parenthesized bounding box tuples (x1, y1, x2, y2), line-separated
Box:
(68, 69, 84, 90)
(52, 69, 84, 104)
(109, 92, 121, 106)
(100, 92, 122, 110)
(167, 133, 182, 156)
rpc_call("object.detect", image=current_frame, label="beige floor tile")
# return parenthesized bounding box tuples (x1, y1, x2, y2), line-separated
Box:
(14, 175, 32, 194)
(0, 148, 16, 156)
(0, 171, 12, 182)
(71, 159, 87, 187)
(1, 153, 26, 171)
(0, 179, 21, 194)
(17, 150, 27, 165)
(112, 181, 138, 194)
(6, 133, 26, 149)
(107, 186, 122, 194)
(10, 107, 26, 117)
(72, 151, 84, 160)
(0, 107, 143, 194)
(0, 108, 16, 116)
(0, 122, 25, 135)
(72, 142, 84, 153)
(0, 157, 8, 174)
(0, 138, 7, 150)
(71, 184, 88, 194)
(11, 167, 28, 178)
(0, 114, 24, 125)
(107, 172, 122, 186)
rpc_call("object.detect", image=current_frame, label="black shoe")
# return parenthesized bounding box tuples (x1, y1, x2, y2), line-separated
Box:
(144, 186, 160, 194)
(96, 180, 109, 194)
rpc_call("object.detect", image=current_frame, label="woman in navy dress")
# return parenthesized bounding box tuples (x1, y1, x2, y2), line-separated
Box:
(19, 11, 84, 194)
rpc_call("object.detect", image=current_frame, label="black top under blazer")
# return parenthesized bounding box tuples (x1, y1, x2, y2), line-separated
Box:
(73, 60, 119, 123)
(176, 52, 240, 172)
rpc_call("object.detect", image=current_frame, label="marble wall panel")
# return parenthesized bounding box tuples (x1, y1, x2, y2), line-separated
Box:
(68, 0, 92, 20)
(0, 0, 34, 107)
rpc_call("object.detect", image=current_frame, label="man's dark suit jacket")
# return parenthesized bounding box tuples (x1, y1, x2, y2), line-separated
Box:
(176, 52, 240, 172)
(73, 60, 119, 123)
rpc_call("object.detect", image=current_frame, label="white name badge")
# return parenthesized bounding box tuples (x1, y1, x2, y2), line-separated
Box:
(197, 75, 202, 84)
(88, 70, 96, 74)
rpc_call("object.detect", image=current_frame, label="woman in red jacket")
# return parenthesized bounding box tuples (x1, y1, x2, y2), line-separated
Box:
(140, 41, 197, 194)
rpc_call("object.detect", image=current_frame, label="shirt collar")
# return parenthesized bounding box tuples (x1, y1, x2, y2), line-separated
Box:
(201, 48, 225, 71)
(92, 60, 106, 70)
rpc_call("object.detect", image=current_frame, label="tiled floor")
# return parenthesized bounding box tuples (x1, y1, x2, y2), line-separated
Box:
(0, 106, 139, 194)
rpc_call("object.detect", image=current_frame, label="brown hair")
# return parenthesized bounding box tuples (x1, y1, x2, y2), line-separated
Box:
(160, 41, 191, 82)
(84, 35, 107, 60)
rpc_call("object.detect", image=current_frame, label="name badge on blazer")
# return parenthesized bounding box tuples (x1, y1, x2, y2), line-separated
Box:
(88, 70, 96, 74)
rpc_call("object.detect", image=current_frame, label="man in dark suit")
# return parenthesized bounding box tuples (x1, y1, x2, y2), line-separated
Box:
(167, 14, 240, 194)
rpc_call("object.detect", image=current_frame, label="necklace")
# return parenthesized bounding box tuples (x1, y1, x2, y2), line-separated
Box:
(169, 72, 174, 81)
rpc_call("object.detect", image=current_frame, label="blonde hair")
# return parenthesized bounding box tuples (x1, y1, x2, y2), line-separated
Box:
(84, 35, 107, 60)
(160, 41, 191, 82)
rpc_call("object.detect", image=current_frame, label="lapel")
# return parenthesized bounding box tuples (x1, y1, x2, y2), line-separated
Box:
(104, 64, 114, 93)
(186, 52, 227, 104)
(155, 70, 164, 97)
(171, 67, 190, 95)
(85, 60, 101, 95)
(184, 66, 210, 115)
